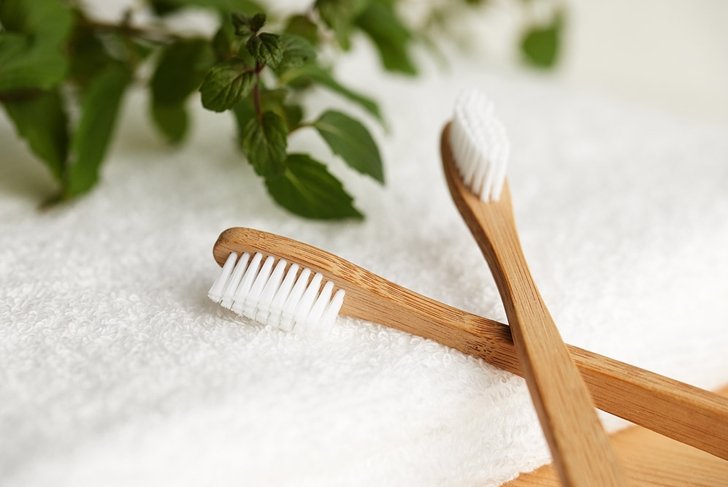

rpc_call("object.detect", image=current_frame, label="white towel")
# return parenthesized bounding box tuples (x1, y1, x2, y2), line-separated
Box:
(2, 42, 728, 486)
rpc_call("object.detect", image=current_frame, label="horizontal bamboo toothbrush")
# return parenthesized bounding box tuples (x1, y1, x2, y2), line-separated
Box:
(441, 90, 624, 485)
(210, 227, 728, 463)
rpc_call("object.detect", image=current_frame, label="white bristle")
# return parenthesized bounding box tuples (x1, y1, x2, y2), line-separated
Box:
(320, 290, 345, 330)
(211, 253, 346, 331)
(306, 281, 334, 331)
(208, 252, 237, 302)
(253, 259, 287, 323)
(267, 263, 299, 327)
(450, 89, 510, 202)
(240, 255, 276, 319)
(230, 252, 263, 313)
(220, 252, 249, 308)
(292, 273, 323, 328)
(280, 268, 311, 331)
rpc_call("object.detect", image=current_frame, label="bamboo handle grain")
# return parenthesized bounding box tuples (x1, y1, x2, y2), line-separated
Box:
(441, 125, 625, 485)
(214, 227, 728, 462)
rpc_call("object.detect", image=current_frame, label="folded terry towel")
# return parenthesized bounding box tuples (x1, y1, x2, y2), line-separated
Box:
(1, 48, 727, 486)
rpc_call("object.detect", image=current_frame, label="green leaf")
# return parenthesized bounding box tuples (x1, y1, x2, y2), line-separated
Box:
(65, 64, 131, 197)
(265, 154, 362, 220)
(278, 34, 316, 70)
(67, 26, 115, 89)
(282, 104, 304, 130)
(241, 111, 288, 178)
(284, 15, 319, 45)
(1, 90, 69, 181)
(246, 32, 282, 68)
(151, 102, 188, 144)
(281, 64, 382, 124)
(314, 110, 383, 183)
(248, 13, 266, 33)
(149, 0, 181, 16)
(152, 39, 214, 105)
(232, 90, 303, 132)
(212, 17, 236, 59)
(520, 11, 563, 69)
(232, 12, 265, 36)
(0, 0, 69, 42)
(149, 0, 263, 12)
(354, 0, 417, 75)
(0, 0, 72, 92)
(231, 98, 255, 138)
(315, 0, 368, 49)
(150, 39, 213, 143)
(199, 59, 255, 112)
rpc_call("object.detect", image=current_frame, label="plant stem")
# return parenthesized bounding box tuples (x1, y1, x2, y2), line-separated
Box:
(0, 89, 43, 102)
(78, 17, 185, 44)
(289, 121, 314, 133)
(252, 63, 264, 121)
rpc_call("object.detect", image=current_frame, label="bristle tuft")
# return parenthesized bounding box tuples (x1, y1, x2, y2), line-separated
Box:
(210, 252, 345, 331)
(450, 89, 510, 202)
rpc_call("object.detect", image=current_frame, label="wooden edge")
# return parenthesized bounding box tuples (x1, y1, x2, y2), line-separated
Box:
(506, 386, 728, 486)
(212, 227, 728, 460)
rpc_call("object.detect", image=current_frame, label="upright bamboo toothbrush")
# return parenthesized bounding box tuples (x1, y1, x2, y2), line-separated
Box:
(441, 90, 625, 485)
(210, 227, 728, 462)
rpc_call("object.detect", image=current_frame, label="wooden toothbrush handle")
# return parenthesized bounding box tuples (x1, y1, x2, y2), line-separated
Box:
(440, 124, 624, 483)
(456, 316, 728, 462)
(337, 262, 728, 463)
(475, 205, 625, 485)
(214, 227, 728, 462)
(568, 346, 728, 460)
(340, 266, 728, 463)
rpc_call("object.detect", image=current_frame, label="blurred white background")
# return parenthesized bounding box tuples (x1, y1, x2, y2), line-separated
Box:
(563, 0, 728, 124)
(78, 0, 728, 125)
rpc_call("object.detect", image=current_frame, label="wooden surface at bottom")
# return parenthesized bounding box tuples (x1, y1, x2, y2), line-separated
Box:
(505, 386, 728, 486)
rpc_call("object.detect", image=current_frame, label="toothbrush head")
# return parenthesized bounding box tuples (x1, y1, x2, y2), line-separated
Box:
(209, 250, 345, 332)
(449, 90, 510, 202)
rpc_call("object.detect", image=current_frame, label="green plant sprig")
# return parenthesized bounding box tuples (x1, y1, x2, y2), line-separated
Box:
(0, 0, 563, 219)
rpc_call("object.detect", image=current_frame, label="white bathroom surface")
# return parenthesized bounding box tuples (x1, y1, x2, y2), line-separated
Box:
(2, 43, 728, 486)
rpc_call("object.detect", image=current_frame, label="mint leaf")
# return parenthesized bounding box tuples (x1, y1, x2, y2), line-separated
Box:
(151, 39, 213, 143)
(152, 102, 188, 144)
(151, 0, 263, 11)
(232, 12, 265, 36)
(282, 64, 382, 124)
(253, 88, 303, 128)
(282, 104, 304, 130)
(314, 110, 383, 183)
(0, 0, 72, 92)
(265, 154, 362, 220)
(212, 18, 235, 59)
(199, 59, 255, 112)
(67, 27, 115, 89)
(520, 12, 563, 68)
(152, 39, 214, 105)
(65, 64, 131, 197)
(241, 111, 288, 178)
(248, 13, 266, 33)
(149, 0, 181, 15)
(231, 13, 249, 35)
(0, 0, 70, 44)
(246, 33, 282, 68)
(315, 0, 368, 49)
(231, 99, 255, 139)
(232, 90, 303, 132)
(355, 0, 417, 75)
(278, 34, 316, 70)
(284, 15, 319, 45)
(1, 90, 69, 181)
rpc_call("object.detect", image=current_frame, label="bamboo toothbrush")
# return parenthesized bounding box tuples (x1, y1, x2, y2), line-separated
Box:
(210, 227, 728, 462)
(441, 90, 625, 485)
